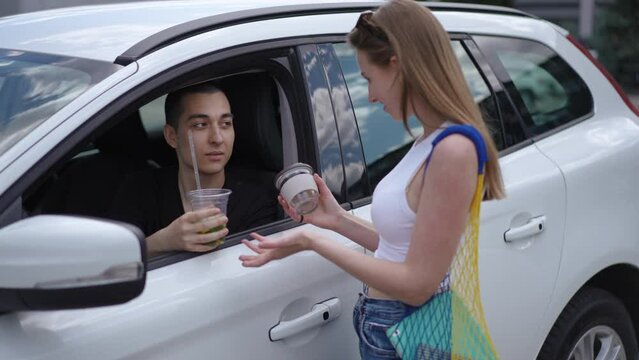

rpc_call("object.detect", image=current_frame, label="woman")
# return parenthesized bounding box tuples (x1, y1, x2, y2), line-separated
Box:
(239, 0, 505, 358)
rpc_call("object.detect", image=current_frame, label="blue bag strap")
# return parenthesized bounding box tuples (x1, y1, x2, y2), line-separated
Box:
(424, 124, 488, 175)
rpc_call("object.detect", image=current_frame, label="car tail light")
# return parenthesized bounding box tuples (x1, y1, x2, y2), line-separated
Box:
(567, 34, 639, 117)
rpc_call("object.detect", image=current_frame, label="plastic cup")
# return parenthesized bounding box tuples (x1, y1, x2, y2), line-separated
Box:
(275, 163, 319, 215)
(187, 188, 232, 247)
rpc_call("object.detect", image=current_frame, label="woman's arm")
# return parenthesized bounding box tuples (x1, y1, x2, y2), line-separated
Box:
(329, 210, 380, 252)
(280, 174, 380, 251)
(243, 135, 478, 306)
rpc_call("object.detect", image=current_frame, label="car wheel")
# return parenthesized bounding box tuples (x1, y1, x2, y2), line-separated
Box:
(537, 287, 638, 360)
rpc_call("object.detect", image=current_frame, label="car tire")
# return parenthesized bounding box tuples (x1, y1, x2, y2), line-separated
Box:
(537, 287, 638, 360)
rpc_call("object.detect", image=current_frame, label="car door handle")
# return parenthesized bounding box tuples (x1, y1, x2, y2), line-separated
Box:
(504, 215, 546, 242)
(269, 298, 342, 341)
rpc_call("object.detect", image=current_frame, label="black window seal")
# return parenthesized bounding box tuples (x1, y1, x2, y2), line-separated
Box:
(456, 39, 508, 150)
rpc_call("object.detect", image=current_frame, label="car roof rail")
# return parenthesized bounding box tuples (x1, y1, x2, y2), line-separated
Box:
(114, 1, 535, 66)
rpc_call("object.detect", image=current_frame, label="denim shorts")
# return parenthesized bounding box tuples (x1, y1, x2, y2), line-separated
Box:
(352, 290, 418, 360)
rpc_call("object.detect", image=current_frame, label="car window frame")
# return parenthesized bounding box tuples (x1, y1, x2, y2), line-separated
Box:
(316, 42, 369, 204)
(472, 34, 595, 141)
(462, 37, 531, 153)
(5, 36, 347, 271)
(131, 43, 326, 269)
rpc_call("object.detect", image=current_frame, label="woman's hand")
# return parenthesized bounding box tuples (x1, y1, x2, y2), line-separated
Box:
(239, 231, 312, 267)
(279, 174, 346, 230)
(147, 207, 229, 253)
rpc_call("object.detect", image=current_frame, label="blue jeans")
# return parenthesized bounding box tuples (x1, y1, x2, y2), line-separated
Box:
(352, 291, 418, 360)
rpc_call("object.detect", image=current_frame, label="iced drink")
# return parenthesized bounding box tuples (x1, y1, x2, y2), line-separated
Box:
(187, 188, 232, 247)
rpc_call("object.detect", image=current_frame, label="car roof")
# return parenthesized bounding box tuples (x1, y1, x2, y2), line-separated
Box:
(0, 0, 367, 62)
(0, 0, 533, 64)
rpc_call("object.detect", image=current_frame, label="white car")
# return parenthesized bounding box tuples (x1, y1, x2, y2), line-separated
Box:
(0, 1, 638, 359)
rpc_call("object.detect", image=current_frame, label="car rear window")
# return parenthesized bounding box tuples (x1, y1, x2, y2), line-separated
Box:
(474, 36, 593, 136)
(333, 40, 502, 191)
(0, 49, 120, 155)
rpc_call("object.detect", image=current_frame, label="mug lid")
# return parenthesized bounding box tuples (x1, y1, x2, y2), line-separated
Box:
(275, 162, 314, 190)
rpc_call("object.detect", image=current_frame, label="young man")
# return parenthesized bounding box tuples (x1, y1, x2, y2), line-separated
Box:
(111, 82, 277, 256)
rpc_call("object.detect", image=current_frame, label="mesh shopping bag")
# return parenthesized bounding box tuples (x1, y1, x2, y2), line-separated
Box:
(386, 125, 499, 360)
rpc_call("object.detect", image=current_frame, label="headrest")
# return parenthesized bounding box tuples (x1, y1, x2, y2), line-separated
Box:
(222, 72, 283, 173)
(95, 111, 150, 160)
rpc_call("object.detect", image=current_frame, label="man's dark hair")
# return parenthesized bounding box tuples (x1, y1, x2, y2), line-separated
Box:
(164, 82, 224, 128)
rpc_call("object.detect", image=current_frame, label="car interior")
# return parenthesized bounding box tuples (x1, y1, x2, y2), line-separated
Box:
(24, 69, 290, 238)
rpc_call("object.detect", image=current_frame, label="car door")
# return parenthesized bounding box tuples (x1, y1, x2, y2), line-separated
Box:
(0, 16, 366, 360)
(330, 37, 567, 359)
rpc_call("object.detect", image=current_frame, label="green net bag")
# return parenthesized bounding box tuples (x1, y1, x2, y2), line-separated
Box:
(386, 125, 499, 360)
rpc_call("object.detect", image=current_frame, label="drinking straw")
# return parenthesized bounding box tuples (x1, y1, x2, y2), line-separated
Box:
(188, 129, 201, 191)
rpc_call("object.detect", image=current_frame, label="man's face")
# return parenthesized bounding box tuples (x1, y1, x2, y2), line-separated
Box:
(165, 91, 235, 177)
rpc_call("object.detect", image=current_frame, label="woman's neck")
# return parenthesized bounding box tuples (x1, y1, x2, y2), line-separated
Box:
(411, 95, 447, 140)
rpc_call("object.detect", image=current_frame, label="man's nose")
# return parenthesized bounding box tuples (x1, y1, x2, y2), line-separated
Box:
(209, 126, 223, 143)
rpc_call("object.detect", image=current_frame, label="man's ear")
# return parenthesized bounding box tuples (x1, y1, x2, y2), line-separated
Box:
(164, 124, 178, 149)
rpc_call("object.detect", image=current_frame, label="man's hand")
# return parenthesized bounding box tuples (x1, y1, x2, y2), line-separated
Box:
(147, 207, 229, 254)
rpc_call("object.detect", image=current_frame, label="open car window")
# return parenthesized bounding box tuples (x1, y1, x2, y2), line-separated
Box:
(22, 62, 296, 265)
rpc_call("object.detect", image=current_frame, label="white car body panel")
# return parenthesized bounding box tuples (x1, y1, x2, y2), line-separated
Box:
(478, 145, 566, 358)
(1, 225, 363, 359)
(534, 115, 639, 342)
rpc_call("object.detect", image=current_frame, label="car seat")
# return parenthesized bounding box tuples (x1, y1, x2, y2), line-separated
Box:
(220, 72, 284, 219)
(222, 72, 283, 174)
(40, 111, 155, 218)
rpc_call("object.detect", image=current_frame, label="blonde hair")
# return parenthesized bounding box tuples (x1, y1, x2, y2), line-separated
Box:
(348, 0, 505, 200)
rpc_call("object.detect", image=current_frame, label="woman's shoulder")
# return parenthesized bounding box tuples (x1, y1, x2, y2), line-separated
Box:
(431, 124, 486, 172)
(431, 135, 477, 164)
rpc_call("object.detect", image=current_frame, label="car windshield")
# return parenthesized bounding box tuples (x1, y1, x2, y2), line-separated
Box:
(0, 49, 120, 154)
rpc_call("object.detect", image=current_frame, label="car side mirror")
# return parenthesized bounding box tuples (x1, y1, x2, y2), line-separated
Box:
(0, 215, 146, 311)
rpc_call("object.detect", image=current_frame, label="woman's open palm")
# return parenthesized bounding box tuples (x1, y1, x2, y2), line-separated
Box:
(239, 231, 309, 267)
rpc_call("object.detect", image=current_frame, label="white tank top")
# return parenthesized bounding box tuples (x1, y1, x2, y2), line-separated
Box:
(371, 124, 449, 262)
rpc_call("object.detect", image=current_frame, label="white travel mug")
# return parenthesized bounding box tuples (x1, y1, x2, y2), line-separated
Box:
(275, 163, 319, 215)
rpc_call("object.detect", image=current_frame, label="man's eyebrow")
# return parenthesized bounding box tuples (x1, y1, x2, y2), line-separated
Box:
(187, 114, 209, 121)
(186, 113, 233, 121)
